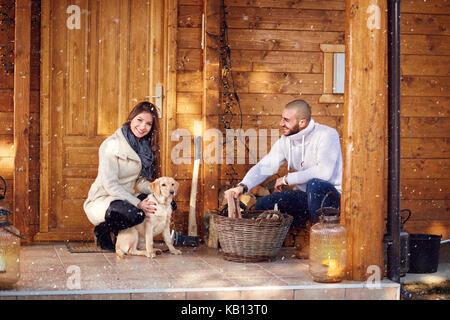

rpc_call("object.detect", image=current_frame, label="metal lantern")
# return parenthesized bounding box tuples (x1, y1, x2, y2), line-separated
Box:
(0, 176, 22, 289)
(309, 192, 347, 283)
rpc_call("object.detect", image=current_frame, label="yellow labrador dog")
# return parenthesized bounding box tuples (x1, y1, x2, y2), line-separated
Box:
(115, 177, 182, 259)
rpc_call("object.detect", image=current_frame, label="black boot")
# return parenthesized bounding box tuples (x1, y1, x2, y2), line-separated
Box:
(94, 222, 115, 252)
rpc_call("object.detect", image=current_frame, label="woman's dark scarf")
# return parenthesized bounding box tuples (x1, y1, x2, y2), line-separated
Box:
(121, 124, 154, 178)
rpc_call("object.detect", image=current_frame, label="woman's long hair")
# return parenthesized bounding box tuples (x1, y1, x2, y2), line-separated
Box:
(124, 101, 161, 179)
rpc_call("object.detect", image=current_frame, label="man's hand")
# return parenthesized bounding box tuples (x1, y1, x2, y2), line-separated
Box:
(224, 186, 244, 218)
(224, 186, 244, 200)
(274, 177, 287, 193)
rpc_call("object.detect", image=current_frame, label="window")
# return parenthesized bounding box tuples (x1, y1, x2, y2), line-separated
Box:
(320, 44, 345, 103)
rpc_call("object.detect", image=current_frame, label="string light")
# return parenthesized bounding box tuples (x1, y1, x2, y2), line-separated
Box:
(220, 0, 251, 186)
(0, 1, 14, 74)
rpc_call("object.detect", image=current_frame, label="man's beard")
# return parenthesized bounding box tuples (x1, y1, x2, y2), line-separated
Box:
(283, 123, 300, 136)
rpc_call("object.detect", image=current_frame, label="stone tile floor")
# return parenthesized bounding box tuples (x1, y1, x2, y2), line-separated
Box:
(401, 243, 450, 300)
(0, 243, 400, 300)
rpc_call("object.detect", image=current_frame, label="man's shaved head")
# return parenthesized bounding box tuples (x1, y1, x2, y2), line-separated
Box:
(285, 99, 311, 122)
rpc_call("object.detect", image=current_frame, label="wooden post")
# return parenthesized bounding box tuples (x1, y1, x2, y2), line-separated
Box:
(164, 0, 177, 178)
(13, 0, 31, 241)
(341, 0, 387, 281)
(202, 0, 221, 227)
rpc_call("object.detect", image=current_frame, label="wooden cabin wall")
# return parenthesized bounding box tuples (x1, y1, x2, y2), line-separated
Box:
(399, 0, 450, 239)
(1, 0, 447, 240)
(173, 0, 450, 237)
(172, 0, 347, 235)
(173, 0, 450, 239)
(0, 0, 40, 242)
(221, 0, 346, 179)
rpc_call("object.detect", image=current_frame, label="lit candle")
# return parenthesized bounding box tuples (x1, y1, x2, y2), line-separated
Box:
(322, 258, 341, 278)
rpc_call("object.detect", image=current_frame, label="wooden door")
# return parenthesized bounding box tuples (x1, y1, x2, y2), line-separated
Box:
(37, 0, 176, 241)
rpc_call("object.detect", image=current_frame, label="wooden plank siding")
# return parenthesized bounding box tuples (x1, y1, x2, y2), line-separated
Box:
(174, 0, 348, 232)
(399, 0, 450, 239)
(174, 0, 449, 239)
(172, 0, 204, 233)
(212, 0, 346, 208)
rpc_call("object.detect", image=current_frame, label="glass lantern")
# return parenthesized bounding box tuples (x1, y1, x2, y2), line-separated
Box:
(309, 206, 347, 283)
(0, 176, 22, 289)
(0, 210, 22, 289)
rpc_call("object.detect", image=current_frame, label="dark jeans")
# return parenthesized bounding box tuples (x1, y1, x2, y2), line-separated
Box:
(94, 193, 147, 250)
(254, 178, 341, 227)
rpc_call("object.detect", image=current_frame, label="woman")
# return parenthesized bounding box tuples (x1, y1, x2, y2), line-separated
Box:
(84, 101, 161, 251)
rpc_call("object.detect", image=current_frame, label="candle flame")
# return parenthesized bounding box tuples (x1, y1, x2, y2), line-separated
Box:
(322, 258, 341, 277)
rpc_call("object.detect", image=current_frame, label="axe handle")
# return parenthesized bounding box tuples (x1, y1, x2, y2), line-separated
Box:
(188, 158, 200, 236)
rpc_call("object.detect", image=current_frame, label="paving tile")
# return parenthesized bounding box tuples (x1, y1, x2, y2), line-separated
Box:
(21, 244, 57, 256)
(345, 286, 399, 300)
(124, 278, 173, 290)
(17, 294, 78, 300)
(186, 290, 241, 300)
(157, 260, 214, 272)
(106, 257, 169, 280)
(166, 267, 224, 279)
(15, 293, 130, 300)
(117, 268, 170, 281)
(229, 276, 287, 287)
(72, 293, 131, 300)
(295, 288, 346, 300)
(206, 262, 270, 279)
(131, 291, 186, 300)
(278, 276, 315, 286)
(170, 276, 236, 289)
(15, 271, 68, 291)
(221, 268, 275, 280)
(240, 288, 294, 300)
(260, 264, 309, 279)
(75, 265, 119, 281)
(76, 273, 126, 290)
(57, 253, 110, 269)
(20, 260, 65, 275)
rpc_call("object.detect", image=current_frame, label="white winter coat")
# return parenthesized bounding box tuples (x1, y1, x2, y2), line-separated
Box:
(240, 119, 343, 193)
(83, 128, 151, 226)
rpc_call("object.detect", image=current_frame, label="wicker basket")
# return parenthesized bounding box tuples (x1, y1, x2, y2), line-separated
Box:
(213, 211, 293, 262)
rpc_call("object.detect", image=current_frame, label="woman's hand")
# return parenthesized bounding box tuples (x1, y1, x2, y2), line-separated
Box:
(137, 199, 157, 217)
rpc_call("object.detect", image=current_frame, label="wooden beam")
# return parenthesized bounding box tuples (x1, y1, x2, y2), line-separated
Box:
(39, 0, 51, 234)
(14, 0, 32, 241)
(164, 0, 178, 177)
(202, 0, 221, 233)
(341, 0, 387, 281)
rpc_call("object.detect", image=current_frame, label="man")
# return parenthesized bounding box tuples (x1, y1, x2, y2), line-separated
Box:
(225, 99, 342, 256)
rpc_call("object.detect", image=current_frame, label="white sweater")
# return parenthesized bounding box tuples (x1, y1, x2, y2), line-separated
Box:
(83, 128, 151, 226)
(240, 119, 343, 193)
